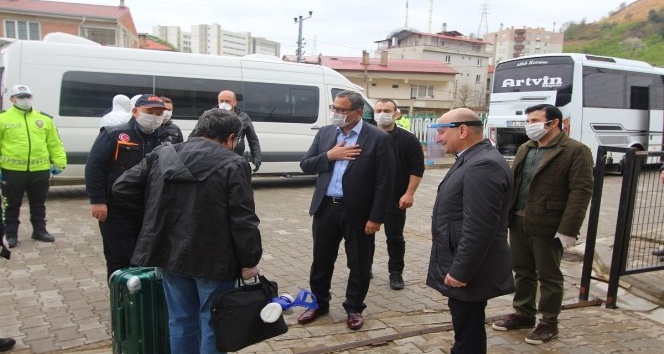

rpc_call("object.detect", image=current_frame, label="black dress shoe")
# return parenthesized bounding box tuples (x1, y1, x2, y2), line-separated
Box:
(297, 308, 328, 325)
(32, 231, 55, 243)
(0, 337, 16, 352)
(389, 272, 405, 290)
(347, 312, 364, 330)
(5, 234, 17, 248)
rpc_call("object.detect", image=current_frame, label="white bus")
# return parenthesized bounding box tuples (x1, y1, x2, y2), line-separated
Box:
(486, 53, 664, 170)
(0, 34, 375, 180)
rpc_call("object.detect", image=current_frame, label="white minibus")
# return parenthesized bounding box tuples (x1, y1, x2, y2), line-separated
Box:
(0, 33, 374, 180)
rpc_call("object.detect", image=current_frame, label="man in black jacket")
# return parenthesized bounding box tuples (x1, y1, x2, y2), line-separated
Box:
(218, 90, 262, 172)
(427, 108, 514, 354)
(298, 90, 394, 330)
(85, 94, 168, 279)
(113, 108, 262, 354)
(372, 99, 424, 290)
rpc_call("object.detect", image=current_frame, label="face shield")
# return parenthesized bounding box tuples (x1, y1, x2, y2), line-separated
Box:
(426, 123, 447, 165)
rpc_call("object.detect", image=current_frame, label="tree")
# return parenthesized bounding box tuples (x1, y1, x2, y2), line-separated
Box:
(620, 37, 645, 57)
(455, 83, 474, 108)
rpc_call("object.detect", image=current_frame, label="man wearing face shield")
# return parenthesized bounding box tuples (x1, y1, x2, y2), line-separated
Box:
(85, 94, 169, 279)
(492, 104, 593, 345)
(217, 90, 262, 172)
(0, 84, 67, 248)
(158, 96, 183, 144)
(370, 99, 424, 290)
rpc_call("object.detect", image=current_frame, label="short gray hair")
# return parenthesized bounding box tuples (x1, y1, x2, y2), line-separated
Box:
(336, 90, 364, 110)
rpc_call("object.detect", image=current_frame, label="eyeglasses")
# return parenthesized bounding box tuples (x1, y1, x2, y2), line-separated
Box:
(329, 105, 356, 114)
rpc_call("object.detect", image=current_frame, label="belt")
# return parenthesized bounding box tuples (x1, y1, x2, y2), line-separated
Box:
(324, 196, 344, 204)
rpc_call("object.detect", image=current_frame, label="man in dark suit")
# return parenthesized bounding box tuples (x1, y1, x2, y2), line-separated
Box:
(298, 90, 394, 330)
(426, 108, 515, 354)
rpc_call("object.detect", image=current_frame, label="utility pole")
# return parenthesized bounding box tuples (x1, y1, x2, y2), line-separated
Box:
(294, 11, 313, 63)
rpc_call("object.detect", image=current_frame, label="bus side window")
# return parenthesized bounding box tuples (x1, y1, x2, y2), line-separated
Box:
(362, 99, 375, 125)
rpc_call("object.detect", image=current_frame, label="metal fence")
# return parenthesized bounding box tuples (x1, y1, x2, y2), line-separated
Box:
(580, 146, 664, 308)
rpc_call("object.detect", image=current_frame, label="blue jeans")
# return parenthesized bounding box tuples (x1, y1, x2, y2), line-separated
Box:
(161, 269, 236, 354)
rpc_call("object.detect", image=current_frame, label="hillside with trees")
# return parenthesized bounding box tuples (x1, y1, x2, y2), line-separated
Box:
(563, 0, 664, 66)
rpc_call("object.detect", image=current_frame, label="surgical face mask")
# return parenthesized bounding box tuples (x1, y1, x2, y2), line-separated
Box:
(525, 120, 552, 141)
(136, 112, 164, 132)
(15, 98, 33, 111)
(330, 112, 349, 128)
(375, 112, 394, 126)
(162, 110, 173, 123)
(219, 102, 233, 111)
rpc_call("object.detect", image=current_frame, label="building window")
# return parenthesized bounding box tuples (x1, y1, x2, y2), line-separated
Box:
(477, 58, 481, 66)
(444, 55, 451, 63)
(475, 74, 481, 83)
(4, 20, 40, 40)
(81, 27, 116, 45)
(410, 85, 434, 99)
(392, 84, 399, 89)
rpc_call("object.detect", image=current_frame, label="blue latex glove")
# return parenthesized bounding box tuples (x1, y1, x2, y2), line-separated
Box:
(50, 165, 63, 175)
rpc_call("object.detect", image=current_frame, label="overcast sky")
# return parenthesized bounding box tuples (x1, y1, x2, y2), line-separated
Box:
(51, 0, 634, 56)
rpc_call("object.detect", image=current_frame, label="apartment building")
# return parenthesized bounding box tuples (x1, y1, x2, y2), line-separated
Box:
(153, 23, 280, 57)
(375, 27, 491, 110)
(284, 51, 458, 117)
(0, 0, 138, 47)
(484, 26, 564, 65)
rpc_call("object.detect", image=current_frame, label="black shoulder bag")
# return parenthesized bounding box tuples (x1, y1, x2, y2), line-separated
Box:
(210, 275, 288, 352)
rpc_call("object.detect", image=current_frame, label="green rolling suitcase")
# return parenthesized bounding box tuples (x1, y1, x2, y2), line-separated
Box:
(109, 267, 170, 354)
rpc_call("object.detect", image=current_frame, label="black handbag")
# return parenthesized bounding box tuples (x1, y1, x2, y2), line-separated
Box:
(210, 275, 288, 352)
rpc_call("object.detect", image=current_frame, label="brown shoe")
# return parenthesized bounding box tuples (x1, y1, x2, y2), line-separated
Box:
(347, 312, 364, 330)
(297, 308, 328, 325)
(525, 322, 559, 344)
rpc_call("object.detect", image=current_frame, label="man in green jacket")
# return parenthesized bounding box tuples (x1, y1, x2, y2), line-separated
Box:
(491, 104, 593, 345)
(0, 84, 67, 248)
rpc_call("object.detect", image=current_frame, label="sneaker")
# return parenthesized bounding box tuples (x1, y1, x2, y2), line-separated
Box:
(389, 272, 405, 290)
(491, 313, 536, 331)
(32, 231, 55, 243)
(525, 322, 558, 344)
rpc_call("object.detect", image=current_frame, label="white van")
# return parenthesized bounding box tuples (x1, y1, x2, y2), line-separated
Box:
(0, 34, 374, 180)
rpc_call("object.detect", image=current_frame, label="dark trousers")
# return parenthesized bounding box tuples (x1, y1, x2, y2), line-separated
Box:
(310, 198, 374, 314)
(509, 215, 564, 323)
(448, 297, 488, 354)
(1, 169, 50, 235)
(368, 201, 406, 274)
(99, 206, 144, 280)
(383, 202, 406, 274)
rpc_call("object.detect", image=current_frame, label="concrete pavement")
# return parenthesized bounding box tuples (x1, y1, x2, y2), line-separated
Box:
(1, 164, 663, 353)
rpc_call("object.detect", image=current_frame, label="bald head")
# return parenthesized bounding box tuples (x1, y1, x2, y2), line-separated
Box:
(435, 108, 484, 155)
(218, 90, 238, 109)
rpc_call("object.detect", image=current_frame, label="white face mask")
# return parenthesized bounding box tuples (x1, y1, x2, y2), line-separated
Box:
(330, 112, 349, 128)
(162, 110, 173, 123)
(136, 112, 164, 132)
(219, 102, 233, 111)
(525, 121, 552, 141)
(375, 112, 394, 126)
(15, 98, 33, 111)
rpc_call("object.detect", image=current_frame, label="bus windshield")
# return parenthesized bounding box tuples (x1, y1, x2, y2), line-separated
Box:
(493, 56, 574, 94)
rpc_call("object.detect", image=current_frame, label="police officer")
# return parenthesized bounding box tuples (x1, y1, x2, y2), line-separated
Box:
(85, 94, 168, 279)
(0, 84, 67, 248)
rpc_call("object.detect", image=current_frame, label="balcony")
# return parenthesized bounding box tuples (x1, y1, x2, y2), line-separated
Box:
(513, 44, 525, 51)
(514, 36, 526, 43)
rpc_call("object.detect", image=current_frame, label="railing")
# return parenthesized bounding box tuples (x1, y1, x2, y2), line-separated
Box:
(580, 146, 664, 308)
